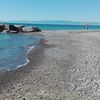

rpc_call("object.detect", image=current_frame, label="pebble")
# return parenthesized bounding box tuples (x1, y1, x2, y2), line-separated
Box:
(17, 95, 22, 99)
(41, 91, 46, 94)
(18, 87, 22, 91)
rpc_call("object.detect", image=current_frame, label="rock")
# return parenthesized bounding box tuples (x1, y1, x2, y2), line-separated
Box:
(32, 27, 41, 32)
(41, 91, 46, 94)
(22, 26, 35, 32)
(9, 25, 19, 33)
(17, 95, 22, 99)
(15, 25, 24, 32)
(0, 24, 41, 33)
(18, 87, 23, 91)
(4, 24, 9, 32)
(22, 26, 41, 32)
(0, 24, 5, 32)
(4, 24, 21, 33)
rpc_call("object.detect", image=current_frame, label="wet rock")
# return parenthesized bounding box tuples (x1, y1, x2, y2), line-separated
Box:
(32, 27, 41, 32)
(0, 24, 5, 32)
(15, 25, 24, 32)
(0, 24, 41, 33)
(8, 25, 19, 33)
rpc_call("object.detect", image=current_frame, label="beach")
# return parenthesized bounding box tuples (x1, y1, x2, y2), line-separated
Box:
(1, 30, 100, 99)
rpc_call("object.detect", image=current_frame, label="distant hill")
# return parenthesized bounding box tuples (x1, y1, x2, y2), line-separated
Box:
(1, 20, 100, 25)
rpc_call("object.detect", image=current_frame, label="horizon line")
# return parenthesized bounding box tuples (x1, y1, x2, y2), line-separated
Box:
(0, 20, 100, 23)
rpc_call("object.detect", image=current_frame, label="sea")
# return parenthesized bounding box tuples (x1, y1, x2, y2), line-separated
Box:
(30, 24, 100, 30)
(0, 23, 100, 73)
(0, 33, 41, 73)
(4, 23, 100, 30)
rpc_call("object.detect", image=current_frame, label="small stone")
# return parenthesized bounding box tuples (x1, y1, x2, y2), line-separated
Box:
(28, 92, 31, 95)
(18, 87, 22, 91)
(41, 91, 46, 94)
(85, 61, 88, 65)
(17, 95, 22, 98)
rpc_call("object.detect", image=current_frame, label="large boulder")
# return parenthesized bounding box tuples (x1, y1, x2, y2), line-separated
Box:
(22, 26, 41, 33)
(8, 25, 20, 33)
(4, 24, 10, 33)
(1, 24, 41, 33)
(22, 26, 34, 32)
(0, 24, 5, 32)
(15, 25, 24, 32)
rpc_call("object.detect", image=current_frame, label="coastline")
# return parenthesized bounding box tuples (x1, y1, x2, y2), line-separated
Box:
(0, 32, 42, 73)
(0, 33, 45, 92)
(16, 37, 43, 70)
(1, 30, 100, 99)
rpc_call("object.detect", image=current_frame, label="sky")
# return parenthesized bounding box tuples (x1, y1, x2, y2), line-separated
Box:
(0, 0, 100, 22)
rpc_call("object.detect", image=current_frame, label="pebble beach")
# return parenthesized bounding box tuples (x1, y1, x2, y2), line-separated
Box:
(1, 30, 100, 99)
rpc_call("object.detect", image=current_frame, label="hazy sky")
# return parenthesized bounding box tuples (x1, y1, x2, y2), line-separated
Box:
(0, 0, 100, 22)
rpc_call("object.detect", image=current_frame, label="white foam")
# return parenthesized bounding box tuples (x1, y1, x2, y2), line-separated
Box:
(17, 45, 35, 68)
(27, 45, 35, 54)
(17, 58, 30, 68)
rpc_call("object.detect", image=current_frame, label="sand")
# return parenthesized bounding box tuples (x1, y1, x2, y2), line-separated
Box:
(0, 30, 100, 99)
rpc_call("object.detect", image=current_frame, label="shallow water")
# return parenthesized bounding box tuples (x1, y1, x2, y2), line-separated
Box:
(0, 33, 41, 73)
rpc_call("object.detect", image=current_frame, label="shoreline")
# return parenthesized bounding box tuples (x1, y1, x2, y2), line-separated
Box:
(1, 30, 100, 99)
(0, 32, 42, 74)
(14, 37, 42, 72)
(0, 33, 45, 93)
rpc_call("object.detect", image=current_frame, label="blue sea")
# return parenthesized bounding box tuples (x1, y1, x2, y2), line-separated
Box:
(30, 24, 100, 30)
(4, 23, 100, 30)
(0, 33, 41, 73)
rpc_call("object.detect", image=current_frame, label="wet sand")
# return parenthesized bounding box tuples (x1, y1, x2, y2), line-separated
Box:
(1, 30, 100, 99)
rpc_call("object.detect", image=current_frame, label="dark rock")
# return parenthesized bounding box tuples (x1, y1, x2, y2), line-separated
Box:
(0, 24, 5, 32)
(1, 24, 41, 33)
(32, 27, 41, 32)
(15, 25, 24, 32)
(8, 24, 19, 33)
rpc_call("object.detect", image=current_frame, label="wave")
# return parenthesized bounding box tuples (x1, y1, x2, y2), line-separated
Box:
(17, 45, 35, 69)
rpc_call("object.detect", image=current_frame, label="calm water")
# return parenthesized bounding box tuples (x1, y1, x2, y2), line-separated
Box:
(0, 33, 41, 73)
(31, 24, 100, 30)
(4, 23, 100, 30)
